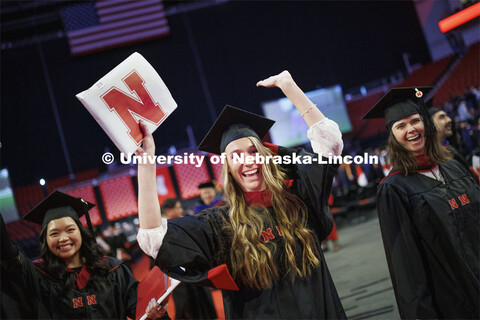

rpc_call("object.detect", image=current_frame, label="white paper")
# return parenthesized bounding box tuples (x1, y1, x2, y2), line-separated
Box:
(76, 52, 177, 154)
(139, 278, 181, 320)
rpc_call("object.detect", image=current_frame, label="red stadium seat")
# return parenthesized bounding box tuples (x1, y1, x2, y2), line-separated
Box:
(99, 175, 138, 221)
(434, 42, 480, 106)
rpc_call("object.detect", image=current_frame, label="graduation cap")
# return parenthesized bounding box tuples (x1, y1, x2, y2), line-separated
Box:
(362, 86, 437, 136)
(198, 182, 215, 189)
(428, 107, 442, 116)
(197, 105, 275, 155)
(23, 190, 95, 232)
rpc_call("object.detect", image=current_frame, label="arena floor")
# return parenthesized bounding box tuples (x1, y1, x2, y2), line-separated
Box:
(325, 210, 400, 320)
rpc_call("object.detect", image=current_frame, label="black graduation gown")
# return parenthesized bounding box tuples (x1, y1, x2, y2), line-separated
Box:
(148, 257, 217, 319)
(172, 283, 217, 319)
(446, 145, 478, 183)
(154, 147, 346, 319)
(377, 159, 480, 319)
(1, 249, 138, 319)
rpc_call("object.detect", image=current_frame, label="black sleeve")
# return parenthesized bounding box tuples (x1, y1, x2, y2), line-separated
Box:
(154, 208, 231, 286)
(0, 214, 18, 260)
(377, 182, 439, 319)
(119, 262, 138, 319)
(448, 147, 479, 183)
(1, 215, 41, 318)
(278, 146, 337, 240)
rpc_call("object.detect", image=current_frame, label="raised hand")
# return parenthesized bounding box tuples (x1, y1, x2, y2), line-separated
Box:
(136, 120, 155, 157)
(256, 70, 294, 90)
(256, 70, 324, 127)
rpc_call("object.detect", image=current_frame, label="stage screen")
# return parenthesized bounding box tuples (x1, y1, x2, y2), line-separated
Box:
(262, 85, 352, 147)
(0, 168, 20, 223)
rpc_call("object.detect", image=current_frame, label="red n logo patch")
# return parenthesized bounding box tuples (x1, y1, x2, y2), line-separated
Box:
(101, 70, 166, 144)
(448, 199, 459, 210)
(72, 297, 83, 308)
(458, 194, 470, 206)
(261, 228, 276, 242)
(87, 294, 97, 305)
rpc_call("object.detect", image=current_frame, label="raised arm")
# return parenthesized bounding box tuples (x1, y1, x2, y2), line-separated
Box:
(136, 121, 163, 229)
(256, 70, 324, 128)
(257, 70, 343, 156)
(1, 214, 18, 260)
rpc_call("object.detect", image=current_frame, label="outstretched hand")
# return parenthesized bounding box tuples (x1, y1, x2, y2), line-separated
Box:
(135, 120, 155, 157)
(256, 70, 294, 89)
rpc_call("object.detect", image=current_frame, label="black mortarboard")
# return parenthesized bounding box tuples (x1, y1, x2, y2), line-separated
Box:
(23, 191, 95, 232)
(197, 105, 275, 155)
(198, 182, 215, 189)
(428, 107, 441, 116)
(362, 86, 436, 136)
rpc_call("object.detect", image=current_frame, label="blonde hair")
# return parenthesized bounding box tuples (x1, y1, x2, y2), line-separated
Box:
(222, 137, 320, 289)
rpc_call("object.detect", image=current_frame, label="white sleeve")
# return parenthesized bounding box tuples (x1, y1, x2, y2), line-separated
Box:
(307, 118, 344, 156)
(136, 218, 168, 259)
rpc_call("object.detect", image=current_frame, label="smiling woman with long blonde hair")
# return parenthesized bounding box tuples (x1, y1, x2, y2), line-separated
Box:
(222, 137, 320, 290)
(136, 70, 346, 319)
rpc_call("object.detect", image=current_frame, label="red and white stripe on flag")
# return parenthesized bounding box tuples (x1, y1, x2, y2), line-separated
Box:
(64, 185, 103, 226)
(62, 0, 169, 56)
(173, 160, 210, 200)
(155, 166, 177, 204)
(99, 175, 138, 221)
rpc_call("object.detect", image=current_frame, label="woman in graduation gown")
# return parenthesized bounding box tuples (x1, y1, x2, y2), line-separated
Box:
(136, 70, 346, 319)
(363, 87, 479, 319)
(0, 191, 166, 319)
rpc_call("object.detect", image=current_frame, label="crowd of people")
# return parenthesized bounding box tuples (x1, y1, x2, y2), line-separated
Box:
(440, 86, 480, 162)
(1, 70, 478, 319)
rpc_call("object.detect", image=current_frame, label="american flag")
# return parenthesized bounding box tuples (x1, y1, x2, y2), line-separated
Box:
(61, 0, 169, 56)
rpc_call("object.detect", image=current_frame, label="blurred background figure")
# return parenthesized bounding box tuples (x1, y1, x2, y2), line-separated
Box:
(105, 223, 132, 267)
(429, 107, 453, 143)
(160, 198, 183, 219)
(193, 182, 223, 214)
(94, 227, 111, 255)
(430, 105, 478, 181)
(322, 193, 341, 252)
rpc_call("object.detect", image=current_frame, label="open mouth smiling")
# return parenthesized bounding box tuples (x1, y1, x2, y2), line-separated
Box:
(406, 134, 421, 142)
(243, 169, 259, 178)
(58, 244, 73, 251)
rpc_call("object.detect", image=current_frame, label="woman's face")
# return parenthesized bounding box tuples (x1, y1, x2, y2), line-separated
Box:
(225, 137, 266, 192)
(391, 114, 426, 156)
(46, 216, 82, 267)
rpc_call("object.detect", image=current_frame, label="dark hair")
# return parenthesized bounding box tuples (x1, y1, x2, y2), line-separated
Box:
(39, 218, 110, 293)
(388, 122, 451, 175)
(198, 182, 215, 189)
(161, 198, 179, 215)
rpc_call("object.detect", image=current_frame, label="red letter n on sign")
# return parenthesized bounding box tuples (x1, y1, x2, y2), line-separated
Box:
(458, 194, 470, 206)
(101, 70, 166, 144)
(448, 199, 459, 210)
(261, 228, 276, 242)
(72, 297, 83, 308)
